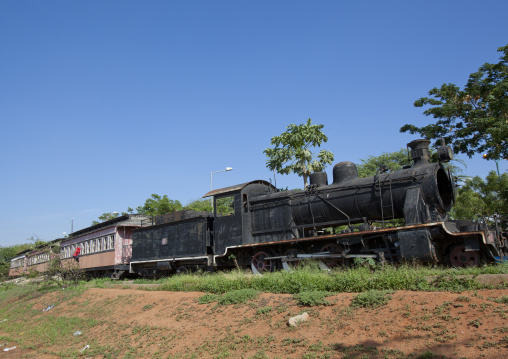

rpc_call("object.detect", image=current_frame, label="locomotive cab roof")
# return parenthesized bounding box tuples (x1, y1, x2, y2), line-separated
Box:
(202, 180, 276, 198)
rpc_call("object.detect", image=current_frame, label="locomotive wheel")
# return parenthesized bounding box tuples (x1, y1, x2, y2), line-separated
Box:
(251, 251, 277, 273)
(283, 247, 305, 269)
(319, 243, 347, 269)
(447, 244, 480, 267)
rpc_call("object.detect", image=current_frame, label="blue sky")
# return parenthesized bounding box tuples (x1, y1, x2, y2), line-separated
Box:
(1, 1, 507, 247)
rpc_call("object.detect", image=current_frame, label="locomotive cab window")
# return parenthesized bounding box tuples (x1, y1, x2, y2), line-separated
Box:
(216, 195, 235, 216)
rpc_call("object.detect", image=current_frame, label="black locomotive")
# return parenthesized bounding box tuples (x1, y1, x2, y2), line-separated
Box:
(130, 139, 508, 276)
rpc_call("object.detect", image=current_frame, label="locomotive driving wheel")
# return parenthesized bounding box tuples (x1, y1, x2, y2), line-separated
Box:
(251, 251, 277, 274)
(447, 243, 480, 267)
(319, 243, 347, 269)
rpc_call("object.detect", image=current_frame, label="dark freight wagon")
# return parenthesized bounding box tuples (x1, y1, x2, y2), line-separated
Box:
(130, 211, 214, 276)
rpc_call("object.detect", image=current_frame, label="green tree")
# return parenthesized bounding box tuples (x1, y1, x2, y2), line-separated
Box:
(184, 198, 213, 212)
(184, 198, 234, 216)
(0, 243, 32, 279)
(356, 148, 464, 178)
(92, 212, 121, 225)
(263, 118, 334, 187)
(450, 171, 508, 221)
(401, 44, 508, 160)
(357, 149, 411, 178)
(136, 194, 183, 217)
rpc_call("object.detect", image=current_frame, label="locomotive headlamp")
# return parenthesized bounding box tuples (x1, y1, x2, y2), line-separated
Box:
(437, 145, 453, 163)
(436, 138, 453, 163)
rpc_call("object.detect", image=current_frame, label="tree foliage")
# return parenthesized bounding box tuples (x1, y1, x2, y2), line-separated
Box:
(0, 243, 32, 279)
(184, 198, 213, 212)
(264, 118, 334, 187)
(401, 44, 508, 160)
(356, 148, 464, 178)
(450, 171, 508, 222)
(91, 212, 122, 226)
(135, 194, 183, 217)
(357, 149, 412, 178)
(184, 198, 235, 216)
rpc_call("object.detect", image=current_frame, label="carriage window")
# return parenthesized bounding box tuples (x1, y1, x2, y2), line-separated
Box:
(216, 195, 235, 216)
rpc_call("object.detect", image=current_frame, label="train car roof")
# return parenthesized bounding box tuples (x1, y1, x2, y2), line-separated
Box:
(14, 238, 62, 256)
(69, 214, 150, 238)
(202, 180, 276, 198)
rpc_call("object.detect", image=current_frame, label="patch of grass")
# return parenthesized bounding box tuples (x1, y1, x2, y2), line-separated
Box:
(350, 290, 394, 309)
(199, 293, 220, 304)
(489, 295, 508, 304)
(294, 291, 333, 306)
(218, 289, 260, 305)
(151, 262, 508, 295)
(256, 306, 272, 315)
(142, 304, 154, 311)
(455, 295, 471, 302)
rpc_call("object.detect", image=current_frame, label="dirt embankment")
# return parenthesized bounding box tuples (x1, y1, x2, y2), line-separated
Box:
(2, 287, 508, 358)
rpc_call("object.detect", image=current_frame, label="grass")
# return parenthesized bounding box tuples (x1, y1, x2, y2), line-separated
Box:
(149, 261, 508, 295)
(350, 290, 394, 309)
(0, 285, 97, 355)
(294, 291, 333, 306)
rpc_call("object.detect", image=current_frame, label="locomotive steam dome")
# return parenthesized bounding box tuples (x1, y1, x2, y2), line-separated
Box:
(332, 161, 358, 184)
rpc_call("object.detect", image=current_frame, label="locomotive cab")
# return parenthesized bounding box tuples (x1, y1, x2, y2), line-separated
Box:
(203, 180, 277, 258)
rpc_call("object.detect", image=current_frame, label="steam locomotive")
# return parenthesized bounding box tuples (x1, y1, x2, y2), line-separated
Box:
(129, 139, 508, 277)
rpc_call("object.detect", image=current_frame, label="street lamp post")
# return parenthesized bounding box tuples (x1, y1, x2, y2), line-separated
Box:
(210, 167, 233, 207)
(483, 154, 501, 176)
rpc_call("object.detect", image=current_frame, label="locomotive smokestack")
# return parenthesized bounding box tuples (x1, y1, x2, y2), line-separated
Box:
(407, 139, 431, 167)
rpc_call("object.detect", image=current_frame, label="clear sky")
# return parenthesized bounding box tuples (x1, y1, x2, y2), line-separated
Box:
(1, 1, 507, 247)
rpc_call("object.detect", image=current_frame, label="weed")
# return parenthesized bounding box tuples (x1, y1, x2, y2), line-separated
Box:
(468, 319, 482, 328)
(350, 290, 394, 309)
(218, 289, 259, 305)
(199, 293, 220, 304)
(455, 295, 471, 302)
(276, 305, 287, 313)
(493, 326, 508, 333)
(489, 295, 508, 304)
(256, 306, 272, 316)
(142, 304, 154, 311)
(294, 291, 333, 306)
